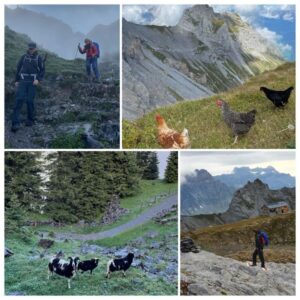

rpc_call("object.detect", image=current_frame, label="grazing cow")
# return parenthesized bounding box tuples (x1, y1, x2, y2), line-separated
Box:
(106, 253, 134, 279)
(48, 256, 80, 289)
(77, 258, 99, 274)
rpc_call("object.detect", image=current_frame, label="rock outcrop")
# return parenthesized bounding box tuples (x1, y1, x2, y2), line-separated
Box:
(123, 5, 284, 120)
(182, 179, 295, 231)
(100, 195, 128, 225)
(181, 238, 200, 253)
(181, 251, 295, 295)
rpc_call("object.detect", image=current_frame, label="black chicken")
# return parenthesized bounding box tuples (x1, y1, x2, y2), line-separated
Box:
(216, 99, 257, 144)
(260, 86, 294, 107)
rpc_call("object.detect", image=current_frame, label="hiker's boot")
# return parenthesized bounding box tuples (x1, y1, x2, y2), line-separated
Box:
(11, 124, 20, 133)
(25, 120, 34, 127)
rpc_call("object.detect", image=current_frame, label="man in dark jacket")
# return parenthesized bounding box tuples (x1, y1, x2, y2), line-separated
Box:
(78, 38, 100, 81)
(249, 229, 266, 271)
(11, 42, 45, 132)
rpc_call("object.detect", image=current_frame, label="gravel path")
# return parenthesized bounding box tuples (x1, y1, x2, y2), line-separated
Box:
(55, 194, 178, 241)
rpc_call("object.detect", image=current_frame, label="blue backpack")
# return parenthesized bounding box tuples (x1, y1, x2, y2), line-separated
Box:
(93, 42, 100, 58)
(259, 231, 269, 246)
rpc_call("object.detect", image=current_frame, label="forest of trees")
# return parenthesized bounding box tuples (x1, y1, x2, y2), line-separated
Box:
(5, 151, 177, 227)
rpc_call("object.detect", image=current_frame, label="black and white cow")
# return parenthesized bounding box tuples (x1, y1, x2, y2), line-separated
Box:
(77, 258, 99, 274)
(106, 253, 134, 279)
(48, 256, 80, 289)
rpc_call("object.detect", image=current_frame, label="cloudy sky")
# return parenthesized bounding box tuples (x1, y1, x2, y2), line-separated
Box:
(157, 151, 171, 179)
(123, 4, 295, 60)
(9, 5, 119, 34)
(180, 151, 296, 179)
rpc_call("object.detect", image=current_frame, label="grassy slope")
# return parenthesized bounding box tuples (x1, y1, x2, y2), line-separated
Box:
(182, 213, 295, 263)
(34, 179, 177, 234)
(5, 222, 177, 296)
(123, 63, 295, 149)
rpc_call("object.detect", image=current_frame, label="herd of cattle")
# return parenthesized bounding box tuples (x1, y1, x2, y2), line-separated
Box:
(48, 253, 135, 288)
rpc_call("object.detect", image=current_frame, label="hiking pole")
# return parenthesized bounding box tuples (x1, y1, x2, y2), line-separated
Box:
(74, 43, 79, 59)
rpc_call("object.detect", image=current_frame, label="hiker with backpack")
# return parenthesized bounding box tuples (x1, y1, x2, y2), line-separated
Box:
(78, 38, 100, 82)
(248, 229, 268, 271)
(11, 42, 45, 132)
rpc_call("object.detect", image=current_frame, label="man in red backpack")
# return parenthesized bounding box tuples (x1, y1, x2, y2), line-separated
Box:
(78, 38, 100, 82)
(248, 229, 267, 271)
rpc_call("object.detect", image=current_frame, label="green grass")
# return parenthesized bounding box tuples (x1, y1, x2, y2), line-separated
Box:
(123, 62, 295, 149)
(50, 130, 86, 149)
(5, 228, 177, 295)
(34, 180, 177, 235)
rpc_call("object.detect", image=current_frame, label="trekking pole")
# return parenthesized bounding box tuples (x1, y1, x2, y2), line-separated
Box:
(74, 43, 79, 59)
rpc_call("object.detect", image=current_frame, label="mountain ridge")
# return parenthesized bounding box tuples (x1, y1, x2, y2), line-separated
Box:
(123, 4, 284, 120)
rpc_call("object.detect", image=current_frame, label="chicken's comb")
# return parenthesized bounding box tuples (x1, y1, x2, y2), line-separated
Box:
(155, 114, 162, 120)
(216, 99, 223, 107)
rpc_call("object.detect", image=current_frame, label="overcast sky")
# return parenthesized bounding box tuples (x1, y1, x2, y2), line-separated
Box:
(157, 151, 171, 179)
(123, 4, 295, 60)
(180, 151, 296, 179)
(9, 5, 119, 34)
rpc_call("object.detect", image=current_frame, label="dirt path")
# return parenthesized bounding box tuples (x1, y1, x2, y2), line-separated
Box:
(55, 194, 177, 241)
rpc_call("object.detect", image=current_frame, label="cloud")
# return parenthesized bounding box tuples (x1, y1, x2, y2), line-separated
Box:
(180, 151, 296, 178)
(283, 12, 294, 21)
(256, 26, 293, 58)
(123, 5, 190, 26)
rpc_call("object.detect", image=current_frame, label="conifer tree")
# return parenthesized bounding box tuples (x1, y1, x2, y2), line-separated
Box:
(164, 152, 178, 183)
(5, 152, 43, 211)
(143, 152, 159, 180)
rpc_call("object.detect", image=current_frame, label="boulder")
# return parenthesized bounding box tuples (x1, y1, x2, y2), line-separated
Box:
(38, 239, 54, 249)
(181, 238, 200, 253)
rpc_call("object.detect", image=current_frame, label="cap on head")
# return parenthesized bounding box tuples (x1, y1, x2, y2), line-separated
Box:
(84, 38, 91, 44)
(28, 42, 37, 49)
(216, 99, 223, 107)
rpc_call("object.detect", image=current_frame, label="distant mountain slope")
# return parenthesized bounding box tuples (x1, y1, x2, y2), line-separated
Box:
(215, 166, 295, 189)
(5, 6, 119, 61)
(181, 169, 234, 215)
(123, 62, 295, 149)
(181, 179, 295, 231)
(123, 5, 284, 120)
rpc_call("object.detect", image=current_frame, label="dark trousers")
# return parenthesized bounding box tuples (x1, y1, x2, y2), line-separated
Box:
(252, 247, 265, 268)
(12, 81, 36, 126)
(86, 57, 100, 79)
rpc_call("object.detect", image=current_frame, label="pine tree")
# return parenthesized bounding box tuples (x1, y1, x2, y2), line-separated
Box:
(143, 152, 159, 180)
(164, 152, 178, 183)
(5, 152, 43, 211)
(45, 152, 142, 223)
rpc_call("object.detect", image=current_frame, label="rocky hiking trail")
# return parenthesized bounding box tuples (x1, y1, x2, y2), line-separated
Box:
(5, 77, 119, 149)
(181, 251, 295, 295)
(55, 194, 178, 241)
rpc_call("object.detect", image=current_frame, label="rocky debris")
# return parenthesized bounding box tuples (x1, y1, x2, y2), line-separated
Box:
(100, 195, 128, 225)
(153, 205, 177, 223)
(181, 238, 200, 253)
(5, 247, 14, 258)
(38, 239, 54, 249)
(5, 72, 119, 149)
(181, 251, 295, 295)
